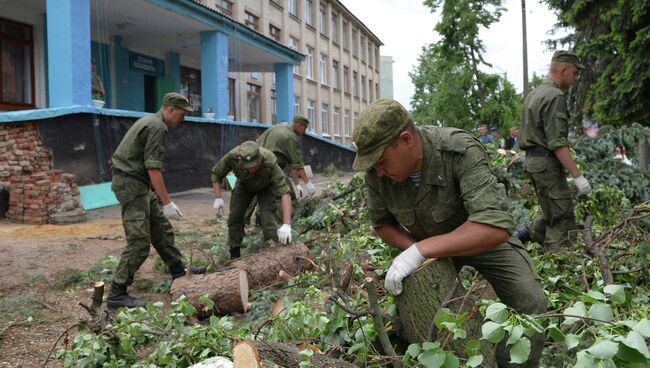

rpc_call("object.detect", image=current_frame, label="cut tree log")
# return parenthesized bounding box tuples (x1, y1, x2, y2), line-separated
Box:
(396, 258, 497, 367)
(236, 340, 358, 368)
(231, 243, 314, 289)
(233, 341, 263, 368)
(171, 268, 249, 317)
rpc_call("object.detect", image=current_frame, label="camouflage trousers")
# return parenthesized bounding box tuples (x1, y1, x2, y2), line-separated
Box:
(229, 183, 281, 250)
(111, 175, 182, 286)
(244, 176, 296, 225)
(524, 156, 577, 248)
(453, 237, 547, 367)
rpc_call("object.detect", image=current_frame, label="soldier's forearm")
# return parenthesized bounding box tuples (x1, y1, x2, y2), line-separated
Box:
(553, 146, 581, 177)
(281, 193, 292, 224)
(417, 221, 509, 258)
(373, 225, 416, 251)
(147, 168, 171, 205)
(212, 181, 222, 198)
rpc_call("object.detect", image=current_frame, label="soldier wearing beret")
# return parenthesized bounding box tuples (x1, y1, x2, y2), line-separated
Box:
(109, 92, 206, 309)
(353, 98, 546, 367)
(211, 141, 293, 259)
(257, 114, 316, 200)
(518, 50, 592, 248)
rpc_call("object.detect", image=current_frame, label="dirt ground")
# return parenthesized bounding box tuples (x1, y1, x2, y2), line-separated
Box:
(0, 174, 346, 367)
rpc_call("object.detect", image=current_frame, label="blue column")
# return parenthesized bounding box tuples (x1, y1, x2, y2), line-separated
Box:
(46, 0, 91, 107)
(168, 52, 181, 92)
(275, 63, 294, 123)
(200, 31, 229, 118)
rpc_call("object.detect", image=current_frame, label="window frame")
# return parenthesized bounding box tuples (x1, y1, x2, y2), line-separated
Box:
(0, 17, 35, 110)
(247, 83, 262, 123)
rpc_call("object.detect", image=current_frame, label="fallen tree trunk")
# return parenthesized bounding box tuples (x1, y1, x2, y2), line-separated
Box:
(231, 242, 315, 289)
(396, 258, 497, 367)
(234, 340, 358, 368)
(171, 268, 249, 317)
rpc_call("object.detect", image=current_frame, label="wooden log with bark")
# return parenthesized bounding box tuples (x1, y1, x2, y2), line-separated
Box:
(395, 258, 497, 367)
(233, 340, 358, 368)
(171, 244, 315, 316)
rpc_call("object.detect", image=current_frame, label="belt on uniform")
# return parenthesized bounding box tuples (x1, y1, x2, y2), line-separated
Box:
(525, 146, 555, 158)
(112, 168, 150, 186)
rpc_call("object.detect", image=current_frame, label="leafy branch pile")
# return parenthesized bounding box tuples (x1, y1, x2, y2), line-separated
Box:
(57, 128, 649, 367)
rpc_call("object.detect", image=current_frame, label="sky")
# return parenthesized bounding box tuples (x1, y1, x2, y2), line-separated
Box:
(341, 0, 562, 109)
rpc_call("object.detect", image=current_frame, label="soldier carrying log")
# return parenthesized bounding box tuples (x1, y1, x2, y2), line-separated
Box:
(351, 98, 547, 368)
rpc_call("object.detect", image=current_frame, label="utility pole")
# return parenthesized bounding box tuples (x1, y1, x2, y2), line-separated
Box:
(521, 0, 529, 98)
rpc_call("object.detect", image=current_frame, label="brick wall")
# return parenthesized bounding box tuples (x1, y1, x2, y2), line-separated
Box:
(0, 123, 83, 224)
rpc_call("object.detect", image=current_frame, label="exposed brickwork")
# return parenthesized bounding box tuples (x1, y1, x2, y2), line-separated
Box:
(0, 123, 82, 224)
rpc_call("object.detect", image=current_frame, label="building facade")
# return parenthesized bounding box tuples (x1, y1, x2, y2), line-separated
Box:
(200, 0, 383, 145)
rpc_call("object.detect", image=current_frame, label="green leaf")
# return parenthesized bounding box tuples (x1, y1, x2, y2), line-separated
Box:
(434, 308, 454, 329)
(406, 343, 421, 358)
(566, 334, 581, 350)
(633, 319, 650, 338)
(444, 352, 460, 368)
(485, 303, 509, 323)
(506, 325, 525, 346)
(588, 303, 613, 322)
(563, 302, 587, 325)
(584, 290, 607, 302)
(509, 337, 531, 364)
(452, 327, 467, 340)
(464, 340, 481, 357)
(586, 340, 619, 360)
(573, 351, 595, 368)
(482, 321, 505, 343)
(466, 355, 483, 368)
(422, 341, 440, 351)
(618, 331, 650, 359)
(603, 284, 626, 304)
(547, 323, 565, 342)
(418, 350, 446, 368)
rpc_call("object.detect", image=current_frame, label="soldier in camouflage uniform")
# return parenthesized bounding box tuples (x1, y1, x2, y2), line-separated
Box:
(257, 114, 316, 199)
(211, 141, 293, 259)
(109, 92, 206, 309)
(353, 99, 547, 367)
(519, 51, 592, 248)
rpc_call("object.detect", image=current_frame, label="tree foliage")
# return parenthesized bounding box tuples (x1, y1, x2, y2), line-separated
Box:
(410, 0, 522, 132)
(543, 0, 650, 126)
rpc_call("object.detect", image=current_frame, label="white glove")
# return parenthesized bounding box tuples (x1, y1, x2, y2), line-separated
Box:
(213, 198, 225, 217)
(277, 224, 292, 244)
(574, 175, 592, 195)
(384, 243, 426, 295)
(295, 183, 307, 200)
(305, 181, 316, 196)
(163, 202, 183, 220)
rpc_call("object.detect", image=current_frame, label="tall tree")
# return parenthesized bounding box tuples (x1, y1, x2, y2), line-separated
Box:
(410, 0, 522, 132)
(544, 0, 650, 126)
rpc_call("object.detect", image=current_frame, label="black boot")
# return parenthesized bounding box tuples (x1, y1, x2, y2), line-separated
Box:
(514, 225, 532, 244)
(170, 262, 207, 279)
(230, 247, 241, 260)
(107, 282, 146, 309)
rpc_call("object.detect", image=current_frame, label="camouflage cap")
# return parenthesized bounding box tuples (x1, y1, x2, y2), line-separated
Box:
(162, 92, 193, 112)
(551, 50, 585, 70)
(293, 114, 309, 126)
(352, 98, 412, 171)
(235, 141, 262, 169)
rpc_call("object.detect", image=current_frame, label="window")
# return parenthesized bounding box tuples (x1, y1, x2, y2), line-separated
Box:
(306, 46, 314, 79)
(180, 66, 201, 115)
(319, 3, 327, 36)
(245, 12, 259, 30)
(342, 22, 349, 49)
(369, 78, 373, 101)
(0, 17, 34, 109)
(289, 0, 298, 16)
(271, 89, 277, 124)
(333, 107, 340, 136)
(361, 76, 366, 100)
(294, 95, 301, 115)
(229, 78, 236, 119)
(368, 43, 373, 67)
(307, 99, 315, 132)
(331, 60, 339, 90)
(269, 24, 281, 42)
(352, 29, 358, 56)
(361, 36, 367, 62)
(247, 83, 261, 123)
(353, 112, 358, 133)
(376, 47, 380, 70)
(376, 82, 380, 100)
(319, 54, 327, 84)
(250, 72, 259, 80)
(343, 66, 349, 93)
(305, 0, 313, 26)
(321, 103, 329, 134)
(214, 0, 233, 16)
(289, 37, 300, 74)
(352, 71, 358, 97)
(344, 109, 350, 136)
(331, 12, 338, 43)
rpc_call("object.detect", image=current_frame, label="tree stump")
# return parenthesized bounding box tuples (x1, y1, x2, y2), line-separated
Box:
(234, 341, 358, 368)
(396, 258, 497, 367)
(171, 268, 249, 317)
